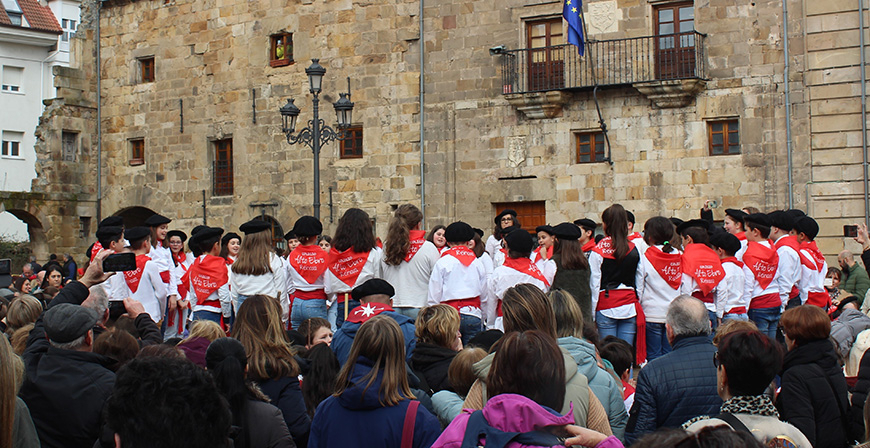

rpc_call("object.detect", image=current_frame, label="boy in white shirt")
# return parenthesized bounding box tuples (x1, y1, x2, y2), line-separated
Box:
(118, 227, 168, 327)
(709, 232, 748, 322)
(488, 229, 550, 329)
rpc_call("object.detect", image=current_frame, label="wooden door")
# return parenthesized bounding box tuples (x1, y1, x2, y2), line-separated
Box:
(655, 3, 695, 79)
(493, 201, 547, 237)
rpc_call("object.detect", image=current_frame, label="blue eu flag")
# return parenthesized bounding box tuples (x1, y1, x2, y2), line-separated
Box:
(562, 0, 585, 56)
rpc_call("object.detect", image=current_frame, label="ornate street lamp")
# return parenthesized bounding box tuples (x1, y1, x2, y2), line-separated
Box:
(280, 59, 355, 219)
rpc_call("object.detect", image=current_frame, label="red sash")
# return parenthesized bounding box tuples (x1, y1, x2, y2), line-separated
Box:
(503, 256, 550, 287)
(90, 241, 104, 263)
(445, 297, 481, 314)
(347, 302, 393, 323)
(441, 246, 477, 267)
(404, 230, 427, 262)
(644, 246, 683, 290)
(726, 306, 747, 315)
(289, 246, 328, 284)
(743, 242, 778, 290)
(692, 290, 714, 304)
(190, 255, 229, 304)
(681, 244, 726, 295)
(800, 241, 826, 273)
(328, 248, 370, 288)
(721, 257, 744, 269)
(597, 289, 646, 365)
(292, 289, 327, 301)
(735, 232, 747, 241)
(159, 270, 171, 284)
(592, 237, 636, 260)
(750, 292, 781, 309)
(123, 254, 151, 293)
(807, 290, 832, 309)
(581, 240, 596, 253)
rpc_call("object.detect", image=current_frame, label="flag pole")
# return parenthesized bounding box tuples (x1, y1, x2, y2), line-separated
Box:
(577, 4, 614, 165)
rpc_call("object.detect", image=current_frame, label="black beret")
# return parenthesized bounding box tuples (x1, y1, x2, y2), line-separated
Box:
(292, 216, 323, 237)
(195, 226, 224, 241)
(669, 217, 684, 228)
(535, 225, 554, 235)
(795, 216, 819, 240)
(744, 213, 771, 228)
(494, 209, 517, 225)
(724, 209, 747, 224)
(553, 222, 582, 240)
(504, 229, 533, 253)
(573, 219, 597, 232)
(144, 214, 171, 227)
(124, 226, 151, 243)
(191, 225, 208, 236)
(99, 216, 124, 228)
(351, 278, 395, 302)
(785, 209, 807, 221)
(677, 219, 710, 235)
(500, 225, 521, 235)
(283, 231, 298, 240)
(166, 230, 187, 243)
(626, 211, 636, 224)
(95, 226, 123, 241)
(239, 219, 271, 235)
(43, 303, 98, 343)
(473, 228, 484, 238)
(767, 211, 794, 231)
(221, 232, 241, 245)
(709, 232, 741, 255)
(444, 221, 475, 243)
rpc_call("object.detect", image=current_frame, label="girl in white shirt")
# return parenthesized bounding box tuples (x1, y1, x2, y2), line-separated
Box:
(230, 220, 288, 323)
(381, 204, 440, 320)
(636, 217, 682, 362)
(427, 225, 447, 254)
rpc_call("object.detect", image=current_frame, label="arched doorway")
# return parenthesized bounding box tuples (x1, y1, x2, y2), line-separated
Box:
(0, 208, 48, 271)
(112, 206, 158, 228)
(253, 215, 285, 252)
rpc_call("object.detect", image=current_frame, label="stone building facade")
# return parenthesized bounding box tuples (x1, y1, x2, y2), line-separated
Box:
(8, 0, 868, 260)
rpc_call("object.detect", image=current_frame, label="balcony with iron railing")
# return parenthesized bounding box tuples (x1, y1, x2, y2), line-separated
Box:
(498, 31, 708, 117)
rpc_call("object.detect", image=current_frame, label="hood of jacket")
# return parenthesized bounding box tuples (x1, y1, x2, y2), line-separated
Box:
(338, 356, 402, 411)
(557, 336, 602, 381)
(783, 338, 840, 373)
(480, 393, 575, 433)
(411, 341, 457, 367)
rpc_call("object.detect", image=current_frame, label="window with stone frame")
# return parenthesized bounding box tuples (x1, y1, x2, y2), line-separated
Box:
(575, 131, 606, 163)
(62, 131, 78, 162)
(79, 217, 91, 239)
(139, 57, 155, 83)
(130, 138, 145, 165)
(213, 138, 234, 196)
(340, 125, 363, 159)
(708, 119, 739, 155)
(270, 33, 293, 67)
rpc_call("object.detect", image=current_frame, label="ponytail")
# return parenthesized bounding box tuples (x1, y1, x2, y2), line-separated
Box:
(384, 204, 423, 266)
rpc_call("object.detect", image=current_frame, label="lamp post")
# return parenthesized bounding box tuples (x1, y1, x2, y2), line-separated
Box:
(280, 59, 355, 219)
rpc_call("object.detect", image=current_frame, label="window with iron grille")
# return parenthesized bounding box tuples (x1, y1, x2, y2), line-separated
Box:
(79, 217, 91, 240)
(270, 33, 293, 67)
(62, 131, 78, 162)
(130, 139, 144, 165)
(139, 57, 155, 83)
(340, 125, 363, 159)
(575, 131, 606, 163)
(708, 119, 739, 155)
(213, 139, 233, 196)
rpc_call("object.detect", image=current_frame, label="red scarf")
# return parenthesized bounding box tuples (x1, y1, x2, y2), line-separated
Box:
(628, 232, 642, 241)
(735, 232, 747, 241)
(123, 254, 151, 293)
(328, 247, 370, 288)
(173, 251, 187, 268)
(681, 244, 726, 295)
(774, 235, 801, 254)
(800, 241, 826, 273)
(346, 302, 393, 324)
(503, 256, 550, 287)
(225, 257, 234, 266)
(442, 246, 477, 267)
(289, 245, 328, 284)
(582, 240, 596, 253)
(743, 242, 779, 289)
(721, 256, 744, 269)
(644, 246, 683, 289)
(90, 241, 104, 263)
(188, 255, 229, 302)
(404, 230, 427, 262)
(593, 237, 636, 260)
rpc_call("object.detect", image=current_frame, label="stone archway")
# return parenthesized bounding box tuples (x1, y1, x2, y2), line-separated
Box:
(3, 208, 50, 263)
(112, 206, 158, 228)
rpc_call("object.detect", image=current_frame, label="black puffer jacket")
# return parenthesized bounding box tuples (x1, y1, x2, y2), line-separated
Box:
(410, 341, 457, 394)
(550, 253, 592, 325)
(776, 338, 850, 448)
(849, 349, 870, 442)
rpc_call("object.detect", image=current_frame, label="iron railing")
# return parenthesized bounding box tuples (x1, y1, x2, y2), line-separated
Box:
(499, 31, 707, 94)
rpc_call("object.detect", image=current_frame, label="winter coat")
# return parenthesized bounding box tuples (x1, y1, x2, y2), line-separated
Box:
(831, 308, 870, 360)
(845, 262, 870, 303)
(18, 281, 116, 448)
(308, 357, 441, 448)
(239, 398, 297, 448)
(410, 341, 458, 394)
(332, 310, 417, 365)
(685, 413, 811, 447)
(432, 390, 466, 427)
(13, 397, 39, 448)
(257, 376, 311, 448)
(558, 336, 628, 440)
(625, 335, 721, 444)
(551, 253, 593, 325)
(850, 349, 870, 441)
(776, 338, 849, 448)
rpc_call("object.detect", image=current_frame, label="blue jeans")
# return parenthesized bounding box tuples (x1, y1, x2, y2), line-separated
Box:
(722, 313, 748, 322)
(193, 310, 222, 323)
(394, 307, 420, 321)
(645, 322, 671, 361)
(748, 307, 781, 341)
(336, 298, 361, 330)
(290, 299, 328, 330)
(596, 311, 636, 347)
(459, 314, 483, 346)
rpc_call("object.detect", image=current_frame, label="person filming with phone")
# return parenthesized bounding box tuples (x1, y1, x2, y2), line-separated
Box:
(838, 250, 870, 304)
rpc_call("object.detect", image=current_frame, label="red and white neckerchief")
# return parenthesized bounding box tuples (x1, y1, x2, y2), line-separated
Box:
(644, 246, 683, 289)
(743, 242, 779, 289)
(328, 247, 370, 288)
(628, 232, 642, 242)
(123, 254, 152, 293)
(289, 245, 328, 284)
(800, 241, 826, 273)
(441, 246, 477, 267)
(173, 251, 188, 269)
(503, 256, 550, 287)
(404, 230, 427, 262)
(346, 302, 394, 323)
(90, 241, 104, 263)
(592, 237, 636, 260)
(581, 240, 596, 253)
(681, 244, 726, 295)
(721, 256, 744, 269)
(774, 235, 801, 254)
(189, 255, 229, 302)
(735, 232, 747, 241)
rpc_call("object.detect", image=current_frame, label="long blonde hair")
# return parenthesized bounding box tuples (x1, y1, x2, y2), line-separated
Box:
(232, 230, 274, 276)
(384, 204, 423, 266)
(232, 295, 298, 380)
(335, 315, 414, 406)
(0, 334, 24, 448)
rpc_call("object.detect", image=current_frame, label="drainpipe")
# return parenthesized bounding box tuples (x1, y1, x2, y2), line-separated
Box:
(419, 0, 425, 223)
(96, 0, 102, 221)
(860, 0, 869, 227)
(783, 0, 794, 209)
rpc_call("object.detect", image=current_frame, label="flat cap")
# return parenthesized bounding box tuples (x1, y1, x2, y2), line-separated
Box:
(292, 216, 323, 237)
(124, 226, 151, 243)
(724, 209, 747, 224)
(239, 219, 271, 235)
(0, 288, 14, 301)
(767, 211, 795, 231)
(504, 229, 533, 254)
(494, 209, 517, 225)
(794, 216, 819, 241)
(573, 219, 597, 232)
(166, 230, 187, 243)
(744, 213, 772, 228)
(98, 216, 124, 228)
(553, 222, 582, 240)
(143, 214, 171, 227)
(44, 303, 98, 343)
(444, 221, 474, 243)
(710, 232, 742, 255)
(351, 278, 395, 302)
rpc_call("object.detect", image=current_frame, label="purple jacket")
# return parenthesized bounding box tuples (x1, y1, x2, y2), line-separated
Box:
(432, 393, 623, 448)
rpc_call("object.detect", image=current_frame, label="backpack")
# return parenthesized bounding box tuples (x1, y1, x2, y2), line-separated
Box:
(460, 410, 564, 448)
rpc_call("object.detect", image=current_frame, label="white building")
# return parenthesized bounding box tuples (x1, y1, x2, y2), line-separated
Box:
(0, 0, 78, 241)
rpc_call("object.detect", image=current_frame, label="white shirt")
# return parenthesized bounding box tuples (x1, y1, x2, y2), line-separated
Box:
(381, 241, 440, 309)
(285, 247, 327, 293)
(428, 254, 489, 320)
(717, 260, 747, 318)
(485, 235, 500, 260)
(637, 245, 683, 323)
(230, 252, 288, 319)
(743, 241, 780, 303)
(736, 239, 748, 261)
(323, 248, 383, 298)
(116, 257, 167, 322)
(680, 275, 716, 314)
(774, 235, 801, 306)
(530, 251, 557, 285)
(189, 255, 232, 317)
(798, 249, 828, 305)
(488, 263, 550, 326)
(588, 250, 643, 320)
(150, 242, 179, 297)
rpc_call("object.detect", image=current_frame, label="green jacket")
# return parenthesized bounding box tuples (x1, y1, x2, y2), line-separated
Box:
(844, 262, 870, 302)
